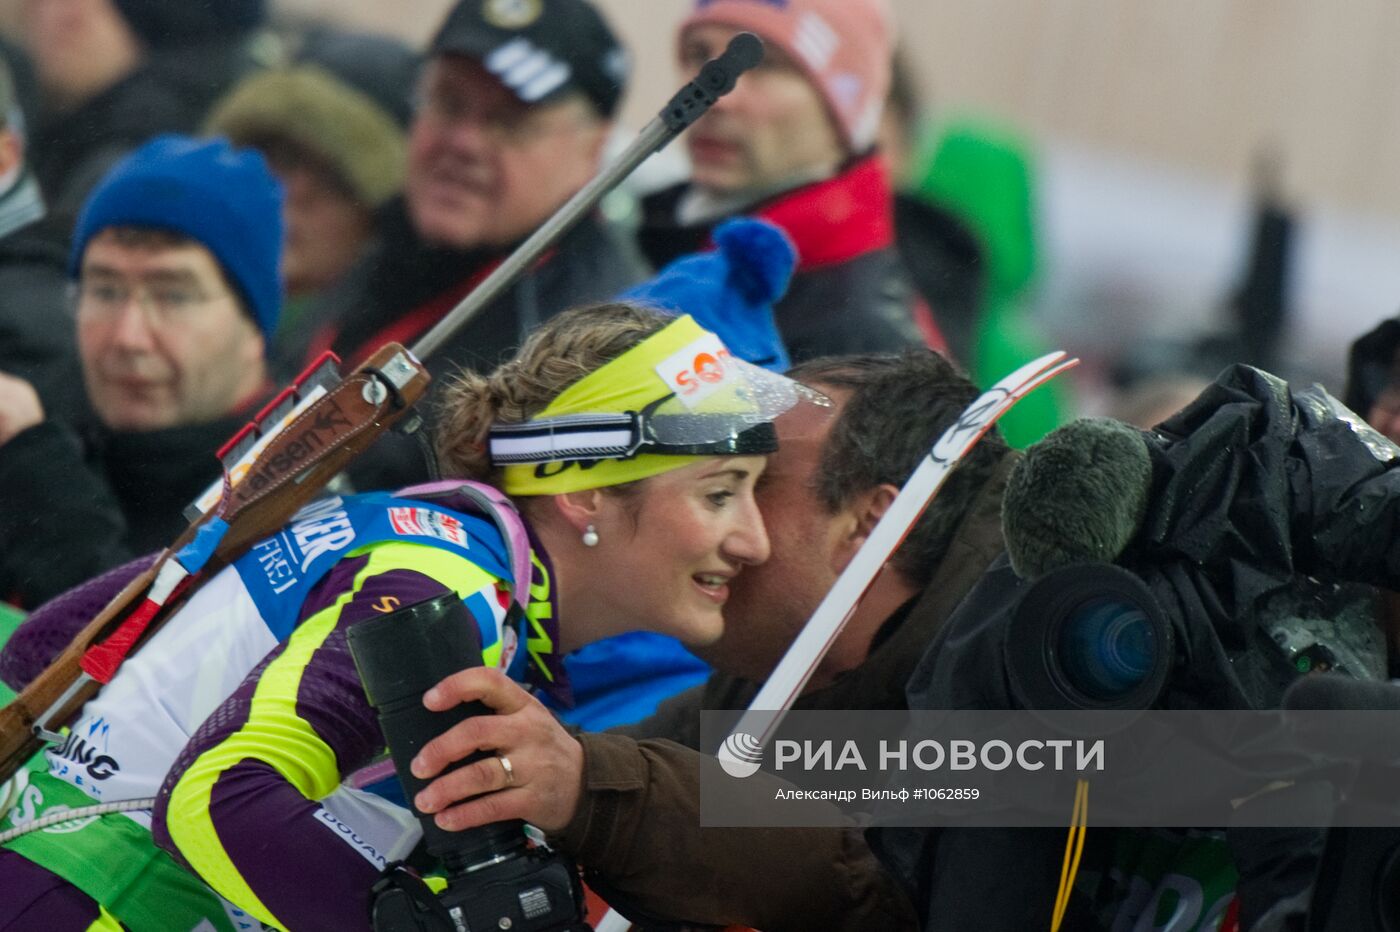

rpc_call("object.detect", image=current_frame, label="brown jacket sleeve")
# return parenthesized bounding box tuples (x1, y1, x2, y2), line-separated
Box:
(551, 731, 918, 932)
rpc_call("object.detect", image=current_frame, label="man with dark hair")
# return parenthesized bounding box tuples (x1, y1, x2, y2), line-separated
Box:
(684, 351, 1008, 691)
(407, 349, 1015, 930)
(1345, 316, 1400, 448)
(0, 134, 282, 609)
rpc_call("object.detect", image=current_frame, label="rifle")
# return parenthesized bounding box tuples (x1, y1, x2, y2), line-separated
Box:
(0, 344, 429, 780)
(0, 33, 764, 785)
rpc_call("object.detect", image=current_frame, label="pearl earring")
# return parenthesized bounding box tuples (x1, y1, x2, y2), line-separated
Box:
(582, 524, 599, 547)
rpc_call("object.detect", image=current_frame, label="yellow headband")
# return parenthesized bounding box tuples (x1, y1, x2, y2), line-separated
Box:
(499, 315, 714, 495)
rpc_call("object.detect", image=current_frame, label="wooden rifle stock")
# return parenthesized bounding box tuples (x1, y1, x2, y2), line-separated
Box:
(0, 344, 429, 783)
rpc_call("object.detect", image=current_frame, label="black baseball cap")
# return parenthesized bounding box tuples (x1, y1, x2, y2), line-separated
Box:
(428, 0, 628, 118)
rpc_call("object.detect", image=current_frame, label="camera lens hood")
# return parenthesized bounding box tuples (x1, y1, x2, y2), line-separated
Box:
(1005, 562, 1174, 713)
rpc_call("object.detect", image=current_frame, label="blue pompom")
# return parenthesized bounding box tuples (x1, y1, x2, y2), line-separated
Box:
(712, 218, 797, 303)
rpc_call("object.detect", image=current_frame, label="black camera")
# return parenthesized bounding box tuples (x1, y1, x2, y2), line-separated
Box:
(347, 592, 591, 932)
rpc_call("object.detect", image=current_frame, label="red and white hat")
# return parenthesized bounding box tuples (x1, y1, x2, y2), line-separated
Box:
(680, 0, 894, 152)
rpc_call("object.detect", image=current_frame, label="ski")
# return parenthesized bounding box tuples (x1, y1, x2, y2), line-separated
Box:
(725, 350, 1078, 755)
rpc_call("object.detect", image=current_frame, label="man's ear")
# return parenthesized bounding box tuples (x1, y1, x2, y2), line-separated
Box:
(830, 483, 899, 572)
(549, 488, 607, 536)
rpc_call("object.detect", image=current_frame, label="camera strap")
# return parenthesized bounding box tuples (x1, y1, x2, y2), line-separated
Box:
(370, 863, 457, 928)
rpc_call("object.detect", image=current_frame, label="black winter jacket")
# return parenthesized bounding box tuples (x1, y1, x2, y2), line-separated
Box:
(0, 413, 247, 609)
(0, 173, 86, 427)
(31, 40, 263, 234)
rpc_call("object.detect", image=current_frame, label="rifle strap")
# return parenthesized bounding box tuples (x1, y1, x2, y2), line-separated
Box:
(225, 358, 416, 515)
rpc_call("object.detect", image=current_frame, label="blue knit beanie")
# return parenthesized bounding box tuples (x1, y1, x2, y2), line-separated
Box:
(623, 218, 796, 372)
(69, 134, 284, 344)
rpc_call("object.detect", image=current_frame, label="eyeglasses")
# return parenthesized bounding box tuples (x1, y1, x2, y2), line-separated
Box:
(414, 85, 593, 147)
(71, 278, 231, 326)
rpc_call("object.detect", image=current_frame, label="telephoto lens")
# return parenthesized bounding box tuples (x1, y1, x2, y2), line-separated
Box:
(1057, 596, 1157, 703)
(348, 592, 590, 932)
(348, 591, 520, 870)
(1005, 562, 1174, 711)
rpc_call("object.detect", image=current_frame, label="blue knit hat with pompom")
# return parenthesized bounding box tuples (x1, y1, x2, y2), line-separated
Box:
(623, 217, 796, 372)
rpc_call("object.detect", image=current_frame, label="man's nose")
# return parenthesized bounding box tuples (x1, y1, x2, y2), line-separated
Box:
(106, 298, 158, 351)
(708, 67, 755, 115)
(280, 170, 313, 208)
(1380, 412, 1400, 448)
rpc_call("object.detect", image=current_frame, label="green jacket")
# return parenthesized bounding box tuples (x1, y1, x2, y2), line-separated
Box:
(0, 602, 23, 706)
(909, 119, 1071, 447)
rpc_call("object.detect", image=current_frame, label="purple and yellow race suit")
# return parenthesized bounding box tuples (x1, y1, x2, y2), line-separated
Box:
(1, 490, 560, 932)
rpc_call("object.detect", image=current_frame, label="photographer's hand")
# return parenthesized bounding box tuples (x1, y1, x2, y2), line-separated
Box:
(410, 667, 585, 833)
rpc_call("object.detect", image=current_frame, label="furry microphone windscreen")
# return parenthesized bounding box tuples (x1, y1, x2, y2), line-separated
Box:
(1002, 417, 1153, 579)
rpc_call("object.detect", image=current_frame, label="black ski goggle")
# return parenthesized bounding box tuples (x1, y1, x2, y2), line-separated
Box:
(487, 395, 779, 466)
